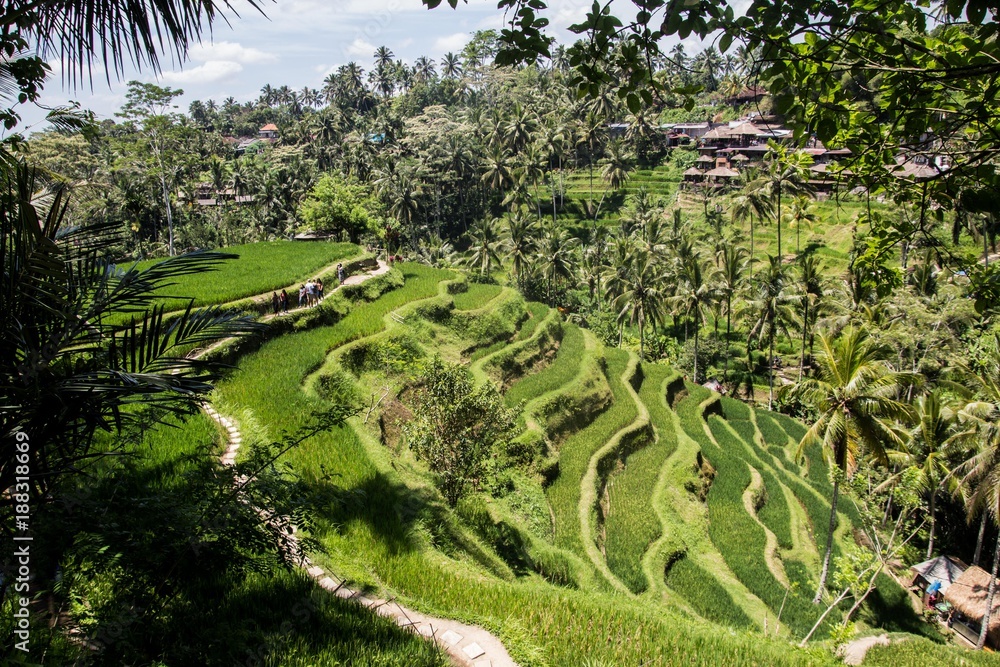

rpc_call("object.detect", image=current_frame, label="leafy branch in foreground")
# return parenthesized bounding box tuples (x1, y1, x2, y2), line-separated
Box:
(0, 160, 263, 525)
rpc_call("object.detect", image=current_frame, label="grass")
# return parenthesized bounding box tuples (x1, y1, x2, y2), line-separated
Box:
(604, 363, 678, 594)
(505, 323, 585, 408)
(865, 636, 1000, 666)
(213, 267, 856, 666)
(545, 347, 635, 561)
(675, 388, 831, 638)
(452, 283, 503, 310)
(129, 240, 359, 310)
(663, 555, 755, 629)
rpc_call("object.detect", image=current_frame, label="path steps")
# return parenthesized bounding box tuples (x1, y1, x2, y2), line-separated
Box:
(198, 264, 519, 667)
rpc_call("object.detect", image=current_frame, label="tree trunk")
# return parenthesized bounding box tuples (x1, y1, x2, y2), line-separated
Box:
(776, 182, 782, 260)
(724, 295, 732, 380)
(693, 325, 699, 384)
(976, 532, 1000, 650)
(814, 476, 840, 604)
(750, 213, 755, 276)
(926, 489, 937, 559)
(160, 173, 175, 257)
(976, 511, 988, 566)
(799, 298, 808, 381)
(768, 328, 775, 410)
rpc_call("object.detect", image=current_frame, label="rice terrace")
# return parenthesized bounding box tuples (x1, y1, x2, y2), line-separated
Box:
(5, 0, 1000, 665)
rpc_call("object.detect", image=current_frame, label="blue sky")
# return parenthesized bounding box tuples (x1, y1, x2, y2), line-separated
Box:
(16, 0, 716, 134)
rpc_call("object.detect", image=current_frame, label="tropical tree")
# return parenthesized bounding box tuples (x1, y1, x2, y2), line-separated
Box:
(441, 52, 463, 79)
(745, 255, 797, 408)
(731, 182, 772, 275)
(796, 254, 825, 379)
(788, 327, 910, 604)
(467, 217, 504, 276)
(502, 211, 538, 288)
(899, 391, 959, 559)
(594, 139, 633, 220)
(785, 195, 819, 256)
(718, 245, 748, 377)
(953, 345, 1000, 649)
(761, 143, 813, 259)
(537, 222, 578, 304)
(610, 246, 665, 360)
(670, 253, 717, 381)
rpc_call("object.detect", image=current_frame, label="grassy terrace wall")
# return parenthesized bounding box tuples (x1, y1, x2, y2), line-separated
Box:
(215, 267, 855, 666)
(505, 323, 585, 408)
(603, 363, 676, 594)
(675, 388, 831, 638)
(133, 241, 360, 311)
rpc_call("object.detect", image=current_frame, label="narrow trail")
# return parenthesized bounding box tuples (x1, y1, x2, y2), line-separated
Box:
(840, 634, 889, 665)
(194, 264, 519, 667)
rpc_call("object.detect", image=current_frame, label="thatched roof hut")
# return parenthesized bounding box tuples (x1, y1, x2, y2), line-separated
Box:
(944, 565, 1000, 646)
(704, 166, 740, 179)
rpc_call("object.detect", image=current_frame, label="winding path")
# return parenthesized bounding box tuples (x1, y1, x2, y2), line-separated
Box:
(194, 263, 519, 667)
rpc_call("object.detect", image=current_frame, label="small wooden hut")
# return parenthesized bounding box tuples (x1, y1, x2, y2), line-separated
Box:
(943, 565, 1000, 647)
(910, 555, 967, 604)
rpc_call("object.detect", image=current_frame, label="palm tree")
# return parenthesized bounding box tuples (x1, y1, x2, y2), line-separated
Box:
(537, 222, 578, 304)
(731, 181, 773, 275)
(594, 140, 633, 220)
(467, 217, 504, 276)
(789, 327, 910, 603)
(502, 211, 538, 288)
(718, 245, 749, 378)
(387, 176, 421, 251)
(745, 255, 797, 408)
(413, 55, 436, 82)
(670, 253, 718, 381)
(610, 246, 665, 360)
(784, 195, 819, 256)
(796, 254, 825, 379)
(900, 391, 959, 558)
(481, 145, 514, 203)
(441, 52, 463, 79)
(374, 46, 395, 70)
(762, 144, 813, 259)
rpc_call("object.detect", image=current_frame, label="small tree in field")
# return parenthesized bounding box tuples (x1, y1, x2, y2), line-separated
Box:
(404, 357, 519, 505)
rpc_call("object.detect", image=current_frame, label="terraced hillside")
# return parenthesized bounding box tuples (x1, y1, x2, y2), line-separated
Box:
(146, 264, 1000, 666)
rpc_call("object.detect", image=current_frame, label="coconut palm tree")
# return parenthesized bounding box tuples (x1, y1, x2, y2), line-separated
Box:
(670, 253, 718, 381)
(718, 245, 749, 378)
(899, 391, 960, 558)
(467, 217, 504, 277)
(785, 195, 819, 255)
(731, 181, 773, 275)
(537, 222, 579, 305)
(481, 145, 514, 204)
(441, 52, 463, 79)
(745, 255, 798, 408)
(413, 55, 436, 82)
(796, 254, 825, 379)
(594, 140, 633, 220)
(952, 344, 1000, 649)
(788, 326, 910, 604)
(502, 211, 538, 288)
(610, 246, 665, 360)
(762, 143, 813, 259)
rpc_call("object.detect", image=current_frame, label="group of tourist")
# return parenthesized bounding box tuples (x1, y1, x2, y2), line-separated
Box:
(268, 263, 347, 315)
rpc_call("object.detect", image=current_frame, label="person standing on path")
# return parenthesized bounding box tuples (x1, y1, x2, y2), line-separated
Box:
(280, 289, 289, 313)
(317, 278, 324, 301)
(271, 291, 279, 315)
(337, 263, 345, 285)
(298, 284, 306, 308)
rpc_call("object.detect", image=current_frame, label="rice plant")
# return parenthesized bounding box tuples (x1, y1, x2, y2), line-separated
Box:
(603, 364, 678, 593)
(451, 283, 503, 310)
(131, 241, 360, 310)
(505, 323, 585, 408)
(663, 555, 755, 629)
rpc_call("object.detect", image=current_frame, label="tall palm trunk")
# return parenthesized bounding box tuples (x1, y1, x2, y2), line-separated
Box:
(976, 511, 988, 566)
(926, 489, 937, 559)
(814, 477, 840, 604)
(799, 299, 809, 381)
(977, 533, 1000, 650)
(693, 325, 700, 384)
(724, 294, 732, 380)
(768, 327, 776, 410)
(776, 182, 782, 259)
(750, 212, 755, 276)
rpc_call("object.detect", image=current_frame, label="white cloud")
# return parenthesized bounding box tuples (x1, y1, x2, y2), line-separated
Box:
(433, 32, 469, 53)
(160, 61, 244, 85)
(188, 41, 278, 64)
(343, 37, 377, 59)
